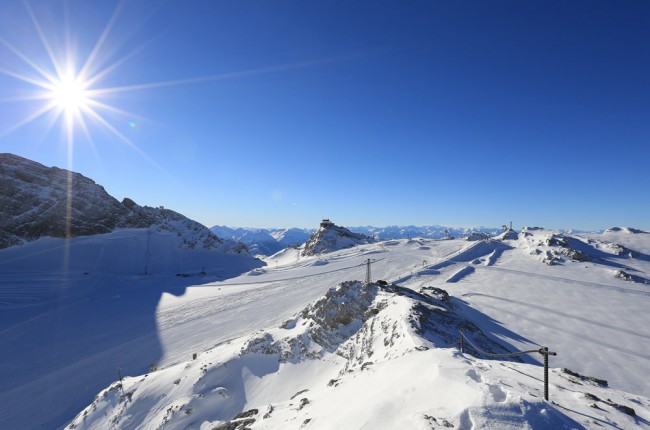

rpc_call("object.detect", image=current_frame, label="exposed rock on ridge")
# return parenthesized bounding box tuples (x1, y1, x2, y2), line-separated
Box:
(241, 281, 517, 367)
(67, 280, 531, 429)
(0, 153, 246, 253)
(302, 220, 372, 256)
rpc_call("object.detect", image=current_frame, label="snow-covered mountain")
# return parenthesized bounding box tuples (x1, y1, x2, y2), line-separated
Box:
(271, 227, 314, 248)
(211, 224, 606, 258)
(0, 153, 246, 254)
(210, 226, 313, 256)
(212, 225, 499, 256)
(604, 227, 646, 234)
(66, 228, 650, 429)
(348, 224, 501, 240)
(210, 224, 530, 257)
(302, 220, 373, 256)
(3, 185, 650, 430)
(68, 280, 600, 430)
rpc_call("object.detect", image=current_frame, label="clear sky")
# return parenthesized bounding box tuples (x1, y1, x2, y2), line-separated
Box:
(1, 0, 648, 230)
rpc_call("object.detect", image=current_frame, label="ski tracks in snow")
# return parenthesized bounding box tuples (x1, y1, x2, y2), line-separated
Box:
(480, 265, 650, 297)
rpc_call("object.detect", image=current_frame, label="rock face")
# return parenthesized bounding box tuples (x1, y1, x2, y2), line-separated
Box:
(0, 153, 246, 253)
(301, 220, 372, 256)
(242, 281, 518, 367)
(496, 228, 519, 241)
(605, 227, 646, 234)
(467, 231, 490, 241)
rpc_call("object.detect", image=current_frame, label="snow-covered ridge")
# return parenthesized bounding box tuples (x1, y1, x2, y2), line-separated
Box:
(515, 227, 650, 284)
(67, 280, 650, 429)
(5, 229, 650, 429)
(211, 225, 503, 256)
(211, 225, 613, 257)
(0, 153, 246, 253)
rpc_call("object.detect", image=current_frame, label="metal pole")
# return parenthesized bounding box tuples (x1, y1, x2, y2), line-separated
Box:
(536, 346, 556, 401)
(459, 331, 464, 353)
(543, 347, 549, 401)
(365, 259, 371, 284)
(116, 367, 126, 399)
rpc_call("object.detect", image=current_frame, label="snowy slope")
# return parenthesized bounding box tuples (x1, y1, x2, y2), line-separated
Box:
(69, 279, 649, 430)
(3, 229, 650, 429)
(0, 230, 262, 430)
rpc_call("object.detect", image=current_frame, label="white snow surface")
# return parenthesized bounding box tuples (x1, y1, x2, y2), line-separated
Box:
(2, 229, 650, 429)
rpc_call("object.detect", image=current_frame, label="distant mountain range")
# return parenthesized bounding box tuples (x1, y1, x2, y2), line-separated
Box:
(211, 224, 502, 256)
(348, 225, 500, 240)
(209, 226, 313, 256)
(212, 223, 606, 256)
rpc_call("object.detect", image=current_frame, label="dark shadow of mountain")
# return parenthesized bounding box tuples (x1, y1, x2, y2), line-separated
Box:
(0, 239, 263, 430)
(451, 296, 542, 365)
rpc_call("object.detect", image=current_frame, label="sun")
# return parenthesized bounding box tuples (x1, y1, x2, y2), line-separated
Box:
(0, 1, 142, 150)
(49, 71, 91, 115)
(1, 1, 320, 157)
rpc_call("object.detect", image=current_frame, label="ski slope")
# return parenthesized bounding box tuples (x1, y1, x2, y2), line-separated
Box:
(1, 229, 650, 429)
(0, 229, 263, 430)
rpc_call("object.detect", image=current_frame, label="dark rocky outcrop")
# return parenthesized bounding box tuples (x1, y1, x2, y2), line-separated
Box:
(302, 220, 372, 256)
(0, 153, 246, 253)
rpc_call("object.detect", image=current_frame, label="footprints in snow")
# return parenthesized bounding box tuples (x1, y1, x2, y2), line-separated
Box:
(488, 384, 507, 403)
(465, 368, 481, 383)
(457, 372, 509, 430)
(466, 366, 508, 403)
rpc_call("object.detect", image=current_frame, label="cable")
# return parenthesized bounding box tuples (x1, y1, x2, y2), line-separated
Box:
(460, 330, 542, 358)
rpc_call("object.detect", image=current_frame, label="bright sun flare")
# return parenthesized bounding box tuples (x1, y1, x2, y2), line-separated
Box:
(1, 1, 303, 156)
(0, 1, 140, 147)
(50, 73, 90, 114)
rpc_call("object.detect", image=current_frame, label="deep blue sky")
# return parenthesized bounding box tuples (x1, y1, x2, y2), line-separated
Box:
(1, 0, 649, 230)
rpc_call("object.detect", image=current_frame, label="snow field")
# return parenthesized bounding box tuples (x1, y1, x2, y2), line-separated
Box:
(2, 229, 650, 429)
(69, 273, 650, 429)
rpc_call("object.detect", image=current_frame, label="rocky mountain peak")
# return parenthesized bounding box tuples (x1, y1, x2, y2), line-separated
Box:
(0, 153, 246, 253)
(301, 219, 372, 256)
